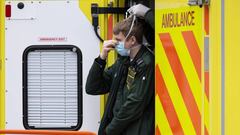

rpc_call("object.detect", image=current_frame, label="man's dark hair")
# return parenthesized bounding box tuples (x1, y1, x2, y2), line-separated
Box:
(113, 16, 145, 43)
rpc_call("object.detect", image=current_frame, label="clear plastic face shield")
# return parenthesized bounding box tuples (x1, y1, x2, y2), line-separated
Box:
(125, 12, 136, 39)
(125, 9, 154, 55)
(115, 10, 154, 56)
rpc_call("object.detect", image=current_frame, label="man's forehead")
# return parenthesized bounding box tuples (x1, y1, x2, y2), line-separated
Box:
(113, 32, 125, 41)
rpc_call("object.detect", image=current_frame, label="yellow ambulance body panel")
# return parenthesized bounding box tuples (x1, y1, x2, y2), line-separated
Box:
(0, 0, 5, 131)
(156, 0, 240, 135)
(224, 0, 240, 134)
(155, 1, 206, 135)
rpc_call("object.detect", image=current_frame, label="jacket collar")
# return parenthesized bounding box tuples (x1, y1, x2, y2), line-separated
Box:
(130, 45, 146, 65)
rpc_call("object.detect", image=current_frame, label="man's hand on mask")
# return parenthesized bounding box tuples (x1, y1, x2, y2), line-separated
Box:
(127, 4, 150, 18)
(100, 40, 117, 60)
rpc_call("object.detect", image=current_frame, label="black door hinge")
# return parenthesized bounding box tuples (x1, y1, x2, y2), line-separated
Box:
(91, 3, 128, 42)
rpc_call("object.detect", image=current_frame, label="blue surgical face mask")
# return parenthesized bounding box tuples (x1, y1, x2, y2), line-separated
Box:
(115, 41, 130, 56)
(115, 41, 142, 56)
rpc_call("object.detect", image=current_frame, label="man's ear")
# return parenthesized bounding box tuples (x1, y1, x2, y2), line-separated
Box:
(131, 36, 137, 45)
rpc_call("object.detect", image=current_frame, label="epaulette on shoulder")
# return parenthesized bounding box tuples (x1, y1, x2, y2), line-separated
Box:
(141, 51, 154, 66)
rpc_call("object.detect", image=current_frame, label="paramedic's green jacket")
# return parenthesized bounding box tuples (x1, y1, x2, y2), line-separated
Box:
(86, 46, 154, 135)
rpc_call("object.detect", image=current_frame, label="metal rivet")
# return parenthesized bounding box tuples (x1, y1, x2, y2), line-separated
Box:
(72, 47, 77, 52)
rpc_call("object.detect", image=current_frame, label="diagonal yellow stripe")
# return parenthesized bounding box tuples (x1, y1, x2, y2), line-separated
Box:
(171, 31, 211, 133)
(171, 31, 211, 134)
(156, 34, 196, 135)
(155, 95, 173, 135)
(204, 96, 210, 131)
(171, 32, 203, 112)
(171, 32, 211, 135)
(193, 30, 203, 53)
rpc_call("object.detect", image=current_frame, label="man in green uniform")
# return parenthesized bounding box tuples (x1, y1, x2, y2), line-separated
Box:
(86, 16, 154, 135)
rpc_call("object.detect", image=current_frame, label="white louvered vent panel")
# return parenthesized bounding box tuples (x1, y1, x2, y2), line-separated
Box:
(27, 50, 78, 128)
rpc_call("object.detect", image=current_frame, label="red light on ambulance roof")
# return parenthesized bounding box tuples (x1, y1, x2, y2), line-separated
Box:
(6, 5, 11, 17)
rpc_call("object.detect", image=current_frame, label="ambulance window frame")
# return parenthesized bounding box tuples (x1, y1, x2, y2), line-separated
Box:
(22, 45, 82, 130)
